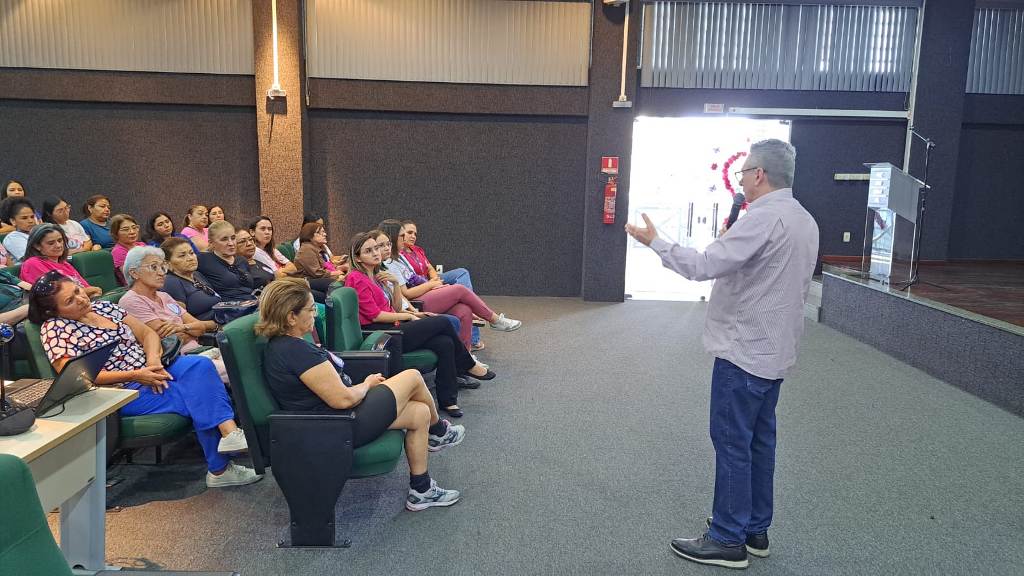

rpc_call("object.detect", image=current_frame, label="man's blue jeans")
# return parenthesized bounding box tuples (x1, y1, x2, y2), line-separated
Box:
(707, 357, 783, 546)
(441, 268, 479, 345)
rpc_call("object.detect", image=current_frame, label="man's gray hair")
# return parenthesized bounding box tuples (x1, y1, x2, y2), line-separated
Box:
(748, 139, 796, 189)
(122, 245, 166, 287)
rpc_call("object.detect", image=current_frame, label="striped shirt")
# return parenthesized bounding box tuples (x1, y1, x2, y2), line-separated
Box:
(649, 188, 819, 380)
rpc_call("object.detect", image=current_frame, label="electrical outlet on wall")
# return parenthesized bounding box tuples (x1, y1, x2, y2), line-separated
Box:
(843, 232, 852, 243)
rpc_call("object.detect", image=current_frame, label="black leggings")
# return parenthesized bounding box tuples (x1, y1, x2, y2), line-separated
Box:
(347, 384, 398, 448)
(308, 277, 334, 303)
(364, 316, 474, 407)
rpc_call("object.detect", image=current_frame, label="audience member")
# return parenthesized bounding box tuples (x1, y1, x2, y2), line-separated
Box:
(258, 278, 464, 510)
(2, 179, 25, 199)
(234, 228, 274, 289)
(208, 205, 225, 223)
(293, 222, 345, 302)
(181, 205, 210, 252)
(197, 221, 256, 300)
(291, 213, 343, 265)
(1, 197, 38, 262)
(0, 180, 27, 234)
(19, 224, 102, 298)
(346, 231, 493, 418)
(80, 195, 114, 249)
(161, 237, 223, 322)
(110, 214, 146, 286)
(30, 271, 261, 488)
(145, 211, 199, 253)
(41, 197, 94, 254)
(379, 220, 520, 351)
(399, 219, 485, 350)
(119, 246, 228, 382)
(249, 216, 293, 271)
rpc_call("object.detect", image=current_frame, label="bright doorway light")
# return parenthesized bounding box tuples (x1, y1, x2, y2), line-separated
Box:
(625, 116, 791, 301)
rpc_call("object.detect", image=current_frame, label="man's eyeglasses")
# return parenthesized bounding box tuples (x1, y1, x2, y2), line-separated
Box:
(733, 167, 763, 181)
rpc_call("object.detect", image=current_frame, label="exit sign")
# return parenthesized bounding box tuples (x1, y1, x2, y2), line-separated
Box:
(704, 103, 725, 113)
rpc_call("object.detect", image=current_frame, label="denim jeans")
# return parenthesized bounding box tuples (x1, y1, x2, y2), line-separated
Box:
(441, 268, 479, 345)
(707, 357, 783, 546)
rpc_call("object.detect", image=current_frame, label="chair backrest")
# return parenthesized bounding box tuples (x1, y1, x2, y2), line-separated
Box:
(24, 321, 56, 379)
(276, 241, 296, 262)
(70, 250, 119, 293)
(97, 286, 128, 304)
(217, 313, 277, 473)
(0, 454, 75, 576)
(6, 263, 21, 280)
(326, 287, 365, 352)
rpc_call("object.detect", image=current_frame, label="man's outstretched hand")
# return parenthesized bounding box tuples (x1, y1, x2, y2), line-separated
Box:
(625, 213, 658, 246)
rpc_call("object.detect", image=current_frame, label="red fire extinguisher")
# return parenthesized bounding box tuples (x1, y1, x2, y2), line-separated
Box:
(603, 177, 617, 224)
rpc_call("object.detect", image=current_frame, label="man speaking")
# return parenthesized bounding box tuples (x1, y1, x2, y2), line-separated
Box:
(625, 139, 819, 569)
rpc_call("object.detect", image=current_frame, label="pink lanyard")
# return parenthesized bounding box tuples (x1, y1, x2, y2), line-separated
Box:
(403, 248, 427, 275)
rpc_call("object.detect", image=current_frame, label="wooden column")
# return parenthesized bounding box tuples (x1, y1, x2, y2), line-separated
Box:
(253, 0, 308, 239)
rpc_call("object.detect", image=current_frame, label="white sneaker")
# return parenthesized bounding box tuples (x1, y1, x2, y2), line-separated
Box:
(471, 354, 489, 370)
(406, 479, 460, 511)
(489, 313, 522, 332)
(206, 463, 262, 488)
(217, 428, 248, 453)
(428, 420, 466, 452)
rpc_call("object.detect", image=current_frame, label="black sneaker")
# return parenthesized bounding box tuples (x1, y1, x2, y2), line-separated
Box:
(707, 516, 771, 558)
(456, 376, 481, 389)
(670, 533, 749, 569)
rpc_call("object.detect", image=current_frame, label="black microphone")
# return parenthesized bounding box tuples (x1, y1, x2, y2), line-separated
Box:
(725, 192, 746, 230)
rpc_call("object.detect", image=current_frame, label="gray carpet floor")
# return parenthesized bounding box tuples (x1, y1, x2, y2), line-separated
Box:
(48, 297, 1024, 575)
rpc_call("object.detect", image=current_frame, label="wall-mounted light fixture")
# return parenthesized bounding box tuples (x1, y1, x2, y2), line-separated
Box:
(267, 0, 287, 99)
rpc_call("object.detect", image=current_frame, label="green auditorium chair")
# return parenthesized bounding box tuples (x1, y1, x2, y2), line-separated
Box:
(24, 322, 191, 464)
(325, 287, 438, 374)
(0, 454, 240, 576)
(69, 249, 120, 294)
(217, 313, 404, 547)
(276, 240, 296, 262)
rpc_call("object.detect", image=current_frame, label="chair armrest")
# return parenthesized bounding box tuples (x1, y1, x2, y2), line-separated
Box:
(197, 333, 218, 347)
(337, 350, 391, 380)
(184, 345, 215, 355)
(410, 300, 424, 311)
(362, 329, 402, 337)
(359, 331, 393, 352)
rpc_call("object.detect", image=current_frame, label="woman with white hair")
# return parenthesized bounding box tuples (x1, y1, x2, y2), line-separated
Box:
(118, 245, 229, 383)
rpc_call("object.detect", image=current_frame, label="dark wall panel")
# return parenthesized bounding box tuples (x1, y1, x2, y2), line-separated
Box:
(949, 125, 1024, 260)
(309, 110, 587, 297)
(0, 100, 259, 230)
(790, 119, 907, 258)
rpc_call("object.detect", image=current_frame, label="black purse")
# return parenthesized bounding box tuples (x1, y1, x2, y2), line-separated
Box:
(160, 335, 183, 367)
(211, 299, 259, 325)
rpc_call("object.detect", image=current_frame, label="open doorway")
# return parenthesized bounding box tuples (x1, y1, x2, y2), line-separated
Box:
(625, 116, 791, 301)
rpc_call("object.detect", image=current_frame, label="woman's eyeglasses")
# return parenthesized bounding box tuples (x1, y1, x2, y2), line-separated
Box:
(140, 262, 169, 274)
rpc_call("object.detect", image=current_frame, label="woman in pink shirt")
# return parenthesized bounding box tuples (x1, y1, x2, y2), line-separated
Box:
(344, 231, 494, 418)
(180, 205, 210, 252)
(110, 214, 146, 286)
(118, 245, 228, 382)
(19, 223, 102, 298)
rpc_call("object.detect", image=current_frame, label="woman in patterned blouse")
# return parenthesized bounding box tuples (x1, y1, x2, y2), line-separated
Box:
(28, 270, 262, 488)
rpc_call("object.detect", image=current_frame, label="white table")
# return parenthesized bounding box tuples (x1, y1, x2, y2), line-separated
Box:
(0, 387, 137, 571)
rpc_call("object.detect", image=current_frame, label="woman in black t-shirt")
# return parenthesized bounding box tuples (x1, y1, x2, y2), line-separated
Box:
(161, 237, 223, 321)
(258, 278, 466, 511)
(198, 221, 257, 300)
